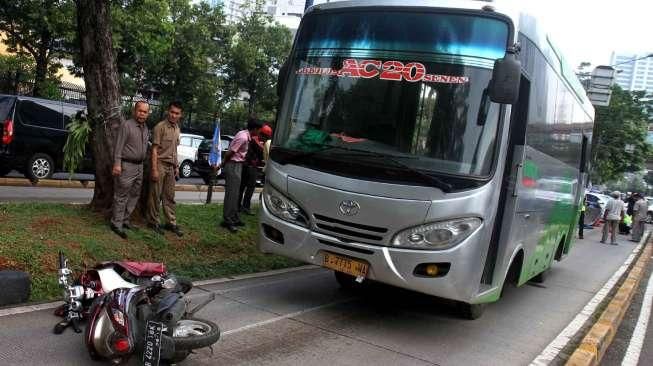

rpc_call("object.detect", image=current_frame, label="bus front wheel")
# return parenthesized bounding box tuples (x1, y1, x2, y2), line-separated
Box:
(457, 302, 486, 320)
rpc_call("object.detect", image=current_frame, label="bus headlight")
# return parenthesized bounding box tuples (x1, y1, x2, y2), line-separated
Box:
(262, 185, 309, 227)
(392, 218, 482, 250)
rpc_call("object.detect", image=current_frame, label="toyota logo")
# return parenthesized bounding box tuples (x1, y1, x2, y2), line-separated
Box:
(339, 200, 360, 216)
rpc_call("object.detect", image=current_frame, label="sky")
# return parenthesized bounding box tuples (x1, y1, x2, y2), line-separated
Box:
(521, 0, 653, 69)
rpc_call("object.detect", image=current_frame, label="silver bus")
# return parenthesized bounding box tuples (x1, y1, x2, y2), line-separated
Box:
(258, 0, 594, 319)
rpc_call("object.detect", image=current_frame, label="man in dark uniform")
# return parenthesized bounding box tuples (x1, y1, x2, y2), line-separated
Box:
(111, 101, 150, 239)
(147, 101, 183, 236)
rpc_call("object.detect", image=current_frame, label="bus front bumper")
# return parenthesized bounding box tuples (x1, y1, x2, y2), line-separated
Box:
(258, 204, 485, 303)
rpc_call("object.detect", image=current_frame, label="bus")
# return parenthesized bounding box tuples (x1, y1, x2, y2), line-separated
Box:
(258, 0, 594, 319)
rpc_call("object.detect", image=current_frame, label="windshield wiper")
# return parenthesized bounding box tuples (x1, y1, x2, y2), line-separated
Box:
(280, 144, 453, 192)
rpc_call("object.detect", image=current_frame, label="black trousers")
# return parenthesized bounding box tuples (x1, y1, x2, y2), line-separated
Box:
(578, 211, 585, 238)
(238, 165, 258, 210)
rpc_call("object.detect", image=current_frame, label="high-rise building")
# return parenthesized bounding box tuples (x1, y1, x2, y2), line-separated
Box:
(610, 52, 653, 94)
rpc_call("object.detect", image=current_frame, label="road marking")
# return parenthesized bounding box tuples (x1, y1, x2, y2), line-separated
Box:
(530, 239, 644, 366)
(222, 297, 355, 336)
(0, 265, 320, 318)
(621, 264, 653, 366)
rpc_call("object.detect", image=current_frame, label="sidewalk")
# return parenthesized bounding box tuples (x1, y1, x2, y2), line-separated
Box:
(0, 177, 262, 193)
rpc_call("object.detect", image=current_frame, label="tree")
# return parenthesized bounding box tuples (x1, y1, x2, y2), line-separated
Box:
(227, 0, 292, 115)
(75, 0, 124, 213)
(591, 86, 652, 183)
(0, 0, 75, 97)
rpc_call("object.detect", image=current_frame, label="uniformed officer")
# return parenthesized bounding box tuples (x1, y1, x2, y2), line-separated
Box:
(147, 101, 183, 237)
(111, 101, 150, 239)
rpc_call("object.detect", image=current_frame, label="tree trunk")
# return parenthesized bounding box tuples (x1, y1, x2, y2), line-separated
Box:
(32, 53, 49, 97)
(75, 0, 124, 214)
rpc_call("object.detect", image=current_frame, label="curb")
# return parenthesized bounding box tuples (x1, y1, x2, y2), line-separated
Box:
(565, 234, 653, 366)
(0, 177, 262, 193)
(0, 265, 319, 317)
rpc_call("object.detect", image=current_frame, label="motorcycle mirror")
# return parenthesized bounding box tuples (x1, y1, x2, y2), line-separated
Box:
(162, 278, 176, 289)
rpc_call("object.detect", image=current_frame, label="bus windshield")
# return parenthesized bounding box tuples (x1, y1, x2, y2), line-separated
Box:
(274, 10, 511, 181)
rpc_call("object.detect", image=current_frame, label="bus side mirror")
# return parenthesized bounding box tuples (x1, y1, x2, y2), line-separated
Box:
(489, 50, 521, 104)
(277, 62, 289, 97)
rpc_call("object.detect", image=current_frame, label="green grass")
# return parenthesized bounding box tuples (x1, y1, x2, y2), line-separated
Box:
(0, 203, 301, 302)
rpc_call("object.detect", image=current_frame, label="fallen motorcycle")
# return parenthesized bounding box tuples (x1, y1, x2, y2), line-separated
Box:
(55, 252, 220, 365)
(54, 251, 174, 334)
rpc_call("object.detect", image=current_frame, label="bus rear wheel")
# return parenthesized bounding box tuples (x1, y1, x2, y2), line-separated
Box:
(457, 302, 486, 320)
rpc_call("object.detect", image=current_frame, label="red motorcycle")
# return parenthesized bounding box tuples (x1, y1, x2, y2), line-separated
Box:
(55, 252, 219, 365)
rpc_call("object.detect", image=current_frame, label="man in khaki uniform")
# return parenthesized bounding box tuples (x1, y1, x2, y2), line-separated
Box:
(111, 101, 150, 239)
(147, 101, 183, 237)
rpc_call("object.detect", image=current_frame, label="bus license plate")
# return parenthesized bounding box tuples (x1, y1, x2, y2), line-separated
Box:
(323, 252, 369, 278)
(143, 321, 163, 366)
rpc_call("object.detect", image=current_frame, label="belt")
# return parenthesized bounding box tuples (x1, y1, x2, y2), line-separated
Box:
(122, 158, 144, 164)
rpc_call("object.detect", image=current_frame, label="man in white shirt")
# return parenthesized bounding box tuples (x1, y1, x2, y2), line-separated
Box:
(601, 191, 625, 245)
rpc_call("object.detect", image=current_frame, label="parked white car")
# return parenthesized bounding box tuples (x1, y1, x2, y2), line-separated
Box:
(177, 133, 205, 178)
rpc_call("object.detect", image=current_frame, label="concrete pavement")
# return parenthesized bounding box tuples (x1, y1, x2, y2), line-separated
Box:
(0, 226, 644, 365)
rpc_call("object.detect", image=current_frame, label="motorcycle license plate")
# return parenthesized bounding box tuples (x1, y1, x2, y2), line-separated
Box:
(143, 321, 163, 366)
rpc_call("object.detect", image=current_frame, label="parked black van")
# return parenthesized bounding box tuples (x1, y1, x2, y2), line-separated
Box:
(0, 94, 91, 180)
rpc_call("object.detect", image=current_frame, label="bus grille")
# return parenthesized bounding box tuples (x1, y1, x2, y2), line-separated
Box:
(313, 214, 388, 243)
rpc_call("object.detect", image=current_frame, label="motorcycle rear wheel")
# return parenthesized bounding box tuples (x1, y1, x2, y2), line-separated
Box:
(171, 318, 220, 350)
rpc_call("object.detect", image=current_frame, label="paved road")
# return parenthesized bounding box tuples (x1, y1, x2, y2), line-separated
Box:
(603, 240, 653, 366)
(0, 227, 644, 365)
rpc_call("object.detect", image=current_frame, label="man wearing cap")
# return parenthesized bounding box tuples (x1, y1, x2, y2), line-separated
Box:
(147, 101, 184, 237)
(601, 191, 625, 245)
(111, 101, 150, 239)
(238, 124, 272, 215)
(217, 118, 262, 233)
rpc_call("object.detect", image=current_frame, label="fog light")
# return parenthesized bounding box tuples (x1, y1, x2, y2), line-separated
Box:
(414, 263, 451, 278)
(263, 223, 285, 244)
(425, 264, 439, 277)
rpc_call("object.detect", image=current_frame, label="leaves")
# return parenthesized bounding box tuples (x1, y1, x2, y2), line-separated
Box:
(63, 113, 91, 176)
(591, 86, 652, 183)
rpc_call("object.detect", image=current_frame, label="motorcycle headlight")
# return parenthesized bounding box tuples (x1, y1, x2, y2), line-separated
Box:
(262, 185, 308, 227)
(392, 217, 482, 250)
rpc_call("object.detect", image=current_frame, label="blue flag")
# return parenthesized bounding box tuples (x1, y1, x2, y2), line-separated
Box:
(208, 122, 221, 168)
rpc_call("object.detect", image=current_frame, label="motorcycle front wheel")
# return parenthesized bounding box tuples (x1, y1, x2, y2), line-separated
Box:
(171, 318, 220, 351)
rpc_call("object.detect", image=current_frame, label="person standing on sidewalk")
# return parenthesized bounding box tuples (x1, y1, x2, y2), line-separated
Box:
(110, 101, 150, 239)
(147, 101, 184, 237)
(601, 191, 625, 245)
(217, 118, 262, 233)
(631, 193, 647, 242)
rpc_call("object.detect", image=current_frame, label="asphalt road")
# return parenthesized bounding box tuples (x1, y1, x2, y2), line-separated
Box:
(0, 227, 644, 365)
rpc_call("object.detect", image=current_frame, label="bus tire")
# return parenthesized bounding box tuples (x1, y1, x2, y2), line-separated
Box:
(457, 302, 486, 320)
(334, 271, 365, 291)
(531, 269, 548, 284)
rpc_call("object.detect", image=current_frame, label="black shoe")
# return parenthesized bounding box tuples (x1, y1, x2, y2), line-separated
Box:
(164, 224, 184, 237)
(235, 221, 246, 227)
(110, 224, 128, 239)
(220, 221, 238, 233)
(241, 208, 253, 215)
(123, 222, 136, 230)
(148, 223, 164, 235)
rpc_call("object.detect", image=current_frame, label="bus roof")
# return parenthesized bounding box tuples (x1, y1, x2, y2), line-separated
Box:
(305, 0, 594, 118)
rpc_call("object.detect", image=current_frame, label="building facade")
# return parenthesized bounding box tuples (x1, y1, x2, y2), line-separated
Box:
(610, 52, 653, 93)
